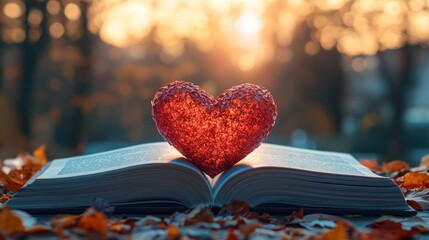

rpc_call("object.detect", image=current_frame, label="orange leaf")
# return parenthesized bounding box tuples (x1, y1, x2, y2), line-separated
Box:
(366, 220, 418, 239)
(26, 225, 54, 236)
(78, 210, 109, 237)
(402, 172, 429, 189)
(382, 160, 409, 173)
(0, 206, 25, 235)
(51, 214, 79, 232)
(318, 221, 349, 240)
(33, 145, 47, 165)
(0, 193, 12, 204)
(0, 169, 26, 193)
(0, 146, 48, 193)
(166, 225, 180, 240)
(359, 159, 381, 172)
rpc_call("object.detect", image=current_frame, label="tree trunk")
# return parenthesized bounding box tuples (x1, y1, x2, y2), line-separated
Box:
(18, 0, 48, 137)
(378, 45, 416, 160)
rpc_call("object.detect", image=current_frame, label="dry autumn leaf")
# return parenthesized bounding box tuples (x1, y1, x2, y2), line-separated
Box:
(0, 169, 27, 193)
(218, 200, 251, 216)
(26, 225, 54, 236)
(32, 145, 47, 165)
(50, 214, 79, 236)
(0, 206, 25, 235)
(78, 209, 109, 238)
(238, 221, 259, 238)
(382, 160, 409, 173)
(365, 220, 418, 240)
(317, 221, 349, 240)
(402, 172, 429, 189)
(166, 225, 180, 240)
(287, 208, 305, 221)
(404, 189, 429, 210)
(0, 145, 47, 193)
(0, 194, 11, 204)
(184, 207, 214, 226)
(406, 200, 422, 210)
(226, 227, 239, 240)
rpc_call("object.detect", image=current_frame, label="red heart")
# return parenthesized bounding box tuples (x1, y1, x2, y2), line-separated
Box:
(151, 81, 277, 177)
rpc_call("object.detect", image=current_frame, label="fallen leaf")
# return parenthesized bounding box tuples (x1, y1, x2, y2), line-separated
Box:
(366, 220, 418, 240)
(51, 214, 79, 232)
(406, 200, 422, 210)
(371, 216, 429, 233)
(78, 208, 109, 237)
(402, 172, 429, 189)
(0, 206, 25, 235)
(286, 208, 305, 222)
(359, 159, 381, 172)
(33, 145, 47, 165)
(0, 194, 11, 204)
(238, 221, 259, 238)
(226, 227, 239, 240)
(0, 169, 27, 192)
(26, 225, 54, 236)
(382, 160, 410, 173)
(218, 200, 250, 216)
(404, 189, 429, 210)
(184, 207, 214, 226)
(166, 225, 180, 240)
(0, 147, 48, 193)
(317, 221, 349, 240)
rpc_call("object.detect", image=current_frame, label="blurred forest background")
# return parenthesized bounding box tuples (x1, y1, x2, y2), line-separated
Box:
(1, 0, 429, 165)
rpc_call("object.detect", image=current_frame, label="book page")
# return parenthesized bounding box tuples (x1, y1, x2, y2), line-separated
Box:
(236, 143, 379, 177)
(212, 143, 385, 202)
(38, 142, 189, 179)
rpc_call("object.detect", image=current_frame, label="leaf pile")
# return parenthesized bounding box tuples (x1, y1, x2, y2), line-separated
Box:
(359, 154, 429, 211)
(0, 148, 429, 239)
(0, 200, 429, 239)
(0, 145, 47, 196)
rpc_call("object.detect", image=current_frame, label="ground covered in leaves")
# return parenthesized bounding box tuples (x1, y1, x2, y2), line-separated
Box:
(0, 147, 429, 239)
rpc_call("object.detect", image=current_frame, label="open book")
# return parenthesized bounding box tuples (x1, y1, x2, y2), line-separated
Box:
(7, 142, 414, 216)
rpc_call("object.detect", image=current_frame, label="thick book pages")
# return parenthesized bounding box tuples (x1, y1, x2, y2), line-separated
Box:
(7, 142, 415, 216)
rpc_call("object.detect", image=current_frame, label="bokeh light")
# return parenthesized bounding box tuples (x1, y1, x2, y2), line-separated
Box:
(47, 0, 61, 15)
(3, 2, 24, 19)
(49, 22, 65, 39)
(64, 3, 81, 21)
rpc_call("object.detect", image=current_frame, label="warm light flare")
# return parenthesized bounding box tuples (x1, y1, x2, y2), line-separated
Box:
(64, 3, 81, 21)
(28, 8, 43, 26)
(86, 0, 429, 64)
(309, 0, 429, 56)
(3, 2, 24, 19)
(98, 1, 152, 48)
(47, 0, 61, 15)
(235, 13, 262, 36)
(49, 22, 65, 39)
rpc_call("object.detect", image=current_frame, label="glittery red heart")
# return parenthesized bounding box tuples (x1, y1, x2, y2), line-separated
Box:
(151, 81, 277, 177)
